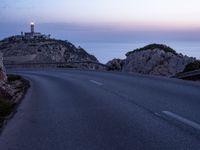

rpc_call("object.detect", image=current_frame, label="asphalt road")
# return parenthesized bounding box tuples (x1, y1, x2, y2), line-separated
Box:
(0, 69, 200, 150)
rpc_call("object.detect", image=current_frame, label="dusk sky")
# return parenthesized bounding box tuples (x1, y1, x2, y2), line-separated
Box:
(1, 0, 200, 62)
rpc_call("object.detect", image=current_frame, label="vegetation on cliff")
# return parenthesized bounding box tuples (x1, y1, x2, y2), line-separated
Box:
(183, 60, 200, 72)
(126, 44, 177, 56)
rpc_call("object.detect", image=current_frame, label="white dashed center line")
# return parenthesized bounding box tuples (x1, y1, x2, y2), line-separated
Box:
(90, 80, 103, 86)
(162, 111, 200, 131)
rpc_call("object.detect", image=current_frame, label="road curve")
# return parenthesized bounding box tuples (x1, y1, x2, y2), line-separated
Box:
(0, 69, 200, 150)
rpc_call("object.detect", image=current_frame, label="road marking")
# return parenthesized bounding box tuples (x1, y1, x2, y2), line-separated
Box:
(162, 111, 200, 131)
(154, 112, 162, 117)
(90, 80, 103, 86)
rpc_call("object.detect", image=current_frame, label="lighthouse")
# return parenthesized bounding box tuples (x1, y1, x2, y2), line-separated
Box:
(30, 22, 35, 33)
(23, 22, 50, 39)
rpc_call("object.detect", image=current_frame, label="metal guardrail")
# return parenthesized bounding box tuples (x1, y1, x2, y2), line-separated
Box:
(175, 69, 200, 79)
(4, 61, 108, 69)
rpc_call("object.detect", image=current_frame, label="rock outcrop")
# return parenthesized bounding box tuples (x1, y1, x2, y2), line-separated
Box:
(0, 36, 104, 69)
(0, 53, 13, 99)
(0, 53, 7, 81)
(107, 44, 196, 77)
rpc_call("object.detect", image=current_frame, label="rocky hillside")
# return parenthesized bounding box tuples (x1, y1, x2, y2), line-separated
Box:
(107, 44, 196, 76)
(0, 36, 102, 69)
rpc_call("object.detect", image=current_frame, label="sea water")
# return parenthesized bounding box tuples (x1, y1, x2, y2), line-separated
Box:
(75, 41, 200, 64)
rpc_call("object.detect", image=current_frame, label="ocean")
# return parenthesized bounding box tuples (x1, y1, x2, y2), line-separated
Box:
(74, 41, 200, 64)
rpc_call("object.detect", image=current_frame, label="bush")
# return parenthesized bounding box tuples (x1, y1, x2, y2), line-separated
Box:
(0, 99, 15, 118)
(7, 75, 22, 82)
(183, 61, 200, 72)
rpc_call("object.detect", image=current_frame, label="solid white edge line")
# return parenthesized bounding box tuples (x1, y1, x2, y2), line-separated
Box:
(90, 80, 103, 86)
(162, 111, 200, 131)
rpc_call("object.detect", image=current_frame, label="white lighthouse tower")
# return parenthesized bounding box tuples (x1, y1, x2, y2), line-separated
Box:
(30, 22, 35, 33)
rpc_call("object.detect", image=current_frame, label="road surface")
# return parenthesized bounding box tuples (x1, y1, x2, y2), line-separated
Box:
(0, 69, 200, 150)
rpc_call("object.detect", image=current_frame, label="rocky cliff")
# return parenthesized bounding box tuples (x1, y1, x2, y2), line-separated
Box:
(0, 53, 13, 99)
(0, 53, 7, 81)
(107, 44, 196, 76)
(0, 36, 103, 69)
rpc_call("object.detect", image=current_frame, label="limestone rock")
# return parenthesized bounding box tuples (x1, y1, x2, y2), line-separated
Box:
(122, 44, 196, 76)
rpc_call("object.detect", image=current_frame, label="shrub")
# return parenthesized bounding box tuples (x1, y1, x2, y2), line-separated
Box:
(0, 99, 15, 118)
(183, 61, 200, 72)
(7, 75, 22, 82)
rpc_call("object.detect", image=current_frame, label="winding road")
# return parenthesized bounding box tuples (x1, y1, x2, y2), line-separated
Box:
(0, 69, 200, 150)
